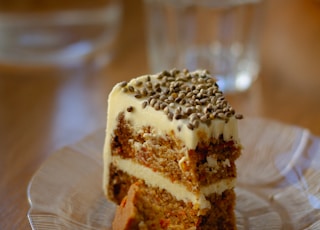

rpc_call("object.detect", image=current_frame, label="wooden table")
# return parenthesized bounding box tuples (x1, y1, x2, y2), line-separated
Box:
(1, 0, 320, 229)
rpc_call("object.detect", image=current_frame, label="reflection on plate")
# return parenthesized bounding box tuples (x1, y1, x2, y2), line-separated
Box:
(27, 118, 320, 229)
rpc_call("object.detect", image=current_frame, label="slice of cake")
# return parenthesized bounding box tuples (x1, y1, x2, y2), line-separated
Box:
(103, 69, 242, 230)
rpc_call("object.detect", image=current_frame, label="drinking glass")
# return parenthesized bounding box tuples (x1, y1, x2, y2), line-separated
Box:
(144, 0, 263, 93)
(0, 0, 122, 68)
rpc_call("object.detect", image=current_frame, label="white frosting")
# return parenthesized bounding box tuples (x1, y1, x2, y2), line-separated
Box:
(111, 156, 235, 209)
(103, 72, 239, 209)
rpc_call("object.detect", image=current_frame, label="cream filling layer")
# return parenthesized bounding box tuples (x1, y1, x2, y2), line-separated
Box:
(111, 156, 236, 210)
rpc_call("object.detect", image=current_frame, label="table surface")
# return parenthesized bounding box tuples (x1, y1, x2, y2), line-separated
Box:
(1, 0, 320, 229)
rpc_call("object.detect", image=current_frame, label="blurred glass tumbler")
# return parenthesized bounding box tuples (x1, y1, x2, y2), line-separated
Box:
(144, 0, 262, 93)
(0, 0, 122, 67)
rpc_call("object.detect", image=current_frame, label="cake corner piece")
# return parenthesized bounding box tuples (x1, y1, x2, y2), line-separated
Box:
(103, 69, 243, 230)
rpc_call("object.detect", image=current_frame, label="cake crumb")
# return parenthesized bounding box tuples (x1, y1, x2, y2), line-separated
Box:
(112, 182, 141, 230)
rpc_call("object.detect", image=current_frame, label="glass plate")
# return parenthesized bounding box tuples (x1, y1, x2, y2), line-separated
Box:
(27, 117, 320, 229)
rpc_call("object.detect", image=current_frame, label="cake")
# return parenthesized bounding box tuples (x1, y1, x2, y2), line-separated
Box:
(103, 69, 243, 230)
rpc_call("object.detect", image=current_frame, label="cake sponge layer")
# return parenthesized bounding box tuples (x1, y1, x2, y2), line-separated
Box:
(112, 180, 237, 230)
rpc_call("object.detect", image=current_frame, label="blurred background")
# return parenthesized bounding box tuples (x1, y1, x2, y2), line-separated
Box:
(0, 0, 320, 228)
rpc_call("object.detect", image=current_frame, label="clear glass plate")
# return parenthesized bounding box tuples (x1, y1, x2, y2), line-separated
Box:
(27, 117, 320, 229)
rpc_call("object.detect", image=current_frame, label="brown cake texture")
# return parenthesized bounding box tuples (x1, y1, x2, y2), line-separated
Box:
(103, 69, 243, 230)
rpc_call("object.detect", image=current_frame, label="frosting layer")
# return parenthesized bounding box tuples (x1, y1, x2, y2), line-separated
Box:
(112, 156, 236, 209)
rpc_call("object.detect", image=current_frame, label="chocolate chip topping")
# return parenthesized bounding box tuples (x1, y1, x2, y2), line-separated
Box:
(120, 69, 243, 129)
